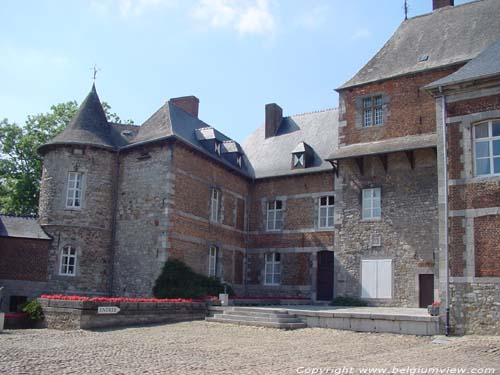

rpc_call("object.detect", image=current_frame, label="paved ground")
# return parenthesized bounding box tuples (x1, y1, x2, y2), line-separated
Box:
(0, 321, 499, 375)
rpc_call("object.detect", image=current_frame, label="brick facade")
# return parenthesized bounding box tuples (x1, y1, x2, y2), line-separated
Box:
(0, 237, 49, 282)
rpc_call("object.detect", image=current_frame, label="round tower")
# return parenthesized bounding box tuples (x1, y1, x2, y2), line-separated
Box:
(38, 85, 118, 296)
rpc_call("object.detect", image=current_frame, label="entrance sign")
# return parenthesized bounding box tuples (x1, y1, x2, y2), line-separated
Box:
(97, 306, 120, 314)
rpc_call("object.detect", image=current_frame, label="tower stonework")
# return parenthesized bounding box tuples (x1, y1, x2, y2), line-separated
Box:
(38, 85, 117, 295)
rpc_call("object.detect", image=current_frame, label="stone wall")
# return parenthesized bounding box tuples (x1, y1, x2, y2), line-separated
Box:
(113, 143, 173, 297)
(39, 146, 117, 295)
(39, 298, 207, 330)
(450, 280, 500, 335)
(335, 150, 438, 307)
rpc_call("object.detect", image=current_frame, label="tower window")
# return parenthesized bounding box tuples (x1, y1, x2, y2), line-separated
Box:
(66, 172, 84, 208)
(60, 245, 77, 276)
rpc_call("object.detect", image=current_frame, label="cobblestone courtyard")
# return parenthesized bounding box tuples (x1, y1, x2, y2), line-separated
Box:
(0, 321, 499, 375)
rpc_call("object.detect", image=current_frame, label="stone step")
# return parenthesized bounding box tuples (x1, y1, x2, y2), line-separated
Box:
(213, 313, 300, 323)
(206, 317, 306, 330)
(223, 310, 293, 319)
(229, 307, 289, 315)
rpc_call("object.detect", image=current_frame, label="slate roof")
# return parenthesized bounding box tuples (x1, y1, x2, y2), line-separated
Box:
(39, 84, 115, 152)
(426, 37, 500, 89)
(326, 133, 437, 161)
(0, 215, 51, 240)
(242, 109, 338, 179)
(339, 0, 500, 90)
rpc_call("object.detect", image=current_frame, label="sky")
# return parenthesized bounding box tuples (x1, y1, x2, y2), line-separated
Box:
(0, 0, 470, 142)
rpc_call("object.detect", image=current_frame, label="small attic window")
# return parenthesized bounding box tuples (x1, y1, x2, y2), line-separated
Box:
(292, 153, 304, 169)
(121, 130, 133, 137)
(236, 155, 242, 168)
(418, 54, 429, 62)
(73, 148, 84, 155)
(214, 141, 221, 156)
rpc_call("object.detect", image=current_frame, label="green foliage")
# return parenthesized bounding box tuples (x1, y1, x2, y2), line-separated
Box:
(21, 299, 44, 321)
(153, 259, 234, 299)
(330, 296, 368, 307)
(0, 100, 134, 215)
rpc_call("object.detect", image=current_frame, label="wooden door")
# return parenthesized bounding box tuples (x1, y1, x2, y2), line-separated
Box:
(419, 274, 434, 308)
(316, 251, 334, 301)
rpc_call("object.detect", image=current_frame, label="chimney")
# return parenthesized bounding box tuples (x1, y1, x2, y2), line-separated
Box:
(433, 0, 454, 10)
(265, 103, 283, 139)
(170, 96, 200, 117)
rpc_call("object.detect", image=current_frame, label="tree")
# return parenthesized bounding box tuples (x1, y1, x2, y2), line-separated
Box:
(0, 101, 133, 215)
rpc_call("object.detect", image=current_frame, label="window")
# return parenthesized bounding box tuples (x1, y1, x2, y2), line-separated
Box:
(266, 200, 283, 231)
(214, 141, 221, 156)
(208, 246, 218, 277)
(265, 252, 281, 285)
(362, 188, 381, 220)
(318, 196, 334, 228)
(211, 189, 220, 222)
(362, 95, 384, 127)
(293, 153, 304, 168)
(474, 120, 500, 176)
(60, 245, 77, 276)
(236, 155, 242, 168)
(66, 172, 83, 208)
(361, 259, 392, 299)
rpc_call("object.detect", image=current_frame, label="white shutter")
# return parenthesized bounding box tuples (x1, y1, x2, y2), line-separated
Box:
(361, 260, 377, 298)
(376, 259, 392, 299)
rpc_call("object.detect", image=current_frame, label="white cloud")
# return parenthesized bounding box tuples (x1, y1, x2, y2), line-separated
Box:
(351, 28, 372, 40)
(192, 0, 276, 36)
(91, 0, 178, 17)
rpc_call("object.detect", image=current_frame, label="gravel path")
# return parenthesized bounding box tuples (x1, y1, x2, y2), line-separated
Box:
(0, 321, 499, 374)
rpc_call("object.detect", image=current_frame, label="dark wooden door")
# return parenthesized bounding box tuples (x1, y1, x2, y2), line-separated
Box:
(419, 274, 434, 308)
(317, 251, 334, 301)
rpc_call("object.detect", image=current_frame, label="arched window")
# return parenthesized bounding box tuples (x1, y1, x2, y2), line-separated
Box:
(474, 120, 500, 176)
(60, 245, 77, 276)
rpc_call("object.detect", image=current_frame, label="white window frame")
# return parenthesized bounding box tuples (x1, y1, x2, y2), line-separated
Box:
(210, 188, 220, 222)
(214, 141, 221, 156)
(362, 188, 381, 220)
(208, 246, 218, 277)
(264, 252, 281, 286)
(293, 153, 304, 168)
(473, 120, 500, 177)
(362, 95, 384, 128)
(236, 155, 242, 168)
(266, 200, 283, 231)
(66, 172, 84, 209)
(361, 259, 392, 299)
(59, 245, 77, 276)
(318, 196, 334, 228)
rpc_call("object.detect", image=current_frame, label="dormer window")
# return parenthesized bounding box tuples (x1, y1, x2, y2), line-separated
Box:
(236, 155, 242, 168)
(214, 141, 221, 156)
(293, 153, 304, 168)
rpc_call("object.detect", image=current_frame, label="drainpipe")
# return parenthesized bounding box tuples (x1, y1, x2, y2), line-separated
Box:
(439, 89, 451, 336)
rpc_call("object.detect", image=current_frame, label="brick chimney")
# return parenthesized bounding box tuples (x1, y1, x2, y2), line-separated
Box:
(170, 96, 199, 118)
(265, 103, 283, 139)
(433, 0, 454, 10)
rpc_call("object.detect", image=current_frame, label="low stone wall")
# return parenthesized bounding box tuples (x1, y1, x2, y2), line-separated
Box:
(39, 298, 207, 330)
(229, 298, 310, 306)
(450, 281, 500, 335)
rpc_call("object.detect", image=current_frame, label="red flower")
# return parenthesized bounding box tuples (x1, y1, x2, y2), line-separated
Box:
(39, 295, 202, 303)
(431, 301, 441, 307)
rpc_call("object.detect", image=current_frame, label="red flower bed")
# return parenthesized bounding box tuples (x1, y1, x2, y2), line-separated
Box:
(40, 295, 202, 303)
(230, 295, 309, 300)
(5, 313, 28, 319)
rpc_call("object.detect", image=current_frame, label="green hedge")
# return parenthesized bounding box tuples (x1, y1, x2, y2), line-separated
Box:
(153, 259, 234, 299)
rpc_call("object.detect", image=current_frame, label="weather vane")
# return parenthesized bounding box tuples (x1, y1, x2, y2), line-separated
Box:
(91, 64, 100, 83)
(404, 0, 409, 20)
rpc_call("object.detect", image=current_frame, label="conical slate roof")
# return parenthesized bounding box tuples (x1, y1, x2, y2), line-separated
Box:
(39, 84, 115, 153)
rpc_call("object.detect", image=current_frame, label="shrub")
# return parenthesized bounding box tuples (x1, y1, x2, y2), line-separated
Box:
(330, 296, 368, 307)
(21, 299, 44, 321)
(153, 259, 234, 299)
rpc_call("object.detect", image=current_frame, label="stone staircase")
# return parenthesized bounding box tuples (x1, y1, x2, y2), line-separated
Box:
(206, 307, 306, 330)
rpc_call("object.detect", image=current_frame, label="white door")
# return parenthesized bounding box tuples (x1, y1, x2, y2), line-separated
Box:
(361, 259, 392, 299)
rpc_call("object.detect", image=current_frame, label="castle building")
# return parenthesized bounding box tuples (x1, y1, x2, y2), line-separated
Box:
(1, 0, 499, 334)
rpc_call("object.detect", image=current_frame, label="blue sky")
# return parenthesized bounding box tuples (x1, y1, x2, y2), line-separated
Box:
(1, 0, 469, 142)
